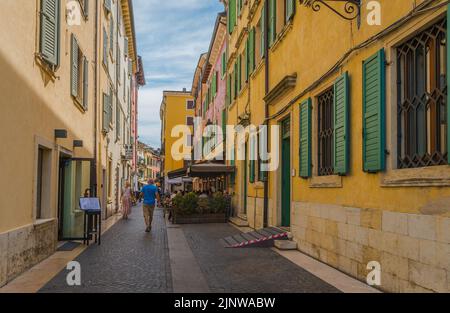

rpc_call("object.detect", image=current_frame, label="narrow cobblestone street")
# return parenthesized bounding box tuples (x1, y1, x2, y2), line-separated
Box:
(38, 205, 342, 293)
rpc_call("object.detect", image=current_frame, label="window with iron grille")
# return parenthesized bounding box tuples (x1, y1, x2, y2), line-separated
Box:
(318, 87, 334, 176)
(397, 17, 448, 169)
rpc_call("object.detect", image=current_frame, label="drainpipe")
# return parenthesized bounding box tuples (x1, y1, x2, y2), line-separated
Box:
(263, 0, 269, 228)
(93, 0, 99, 198)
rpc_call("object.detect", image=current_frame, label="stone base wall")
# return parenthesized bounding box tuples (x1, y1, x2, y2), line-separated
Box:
(246, 196, 265, 229)
(291, 202, 450, 293)
(0, 219, 57, 287)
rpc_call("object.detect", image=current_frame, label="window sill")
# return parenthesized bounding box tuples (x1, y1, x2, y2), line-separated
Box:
(309, 175, 343, 188)
(34, 54, 58, 81)
(380, 165, 450, 187)
(270, 20, 294, 53)
(33, 218, 56, 230)
(73, 97, 87, 113)
(251, 59, 264, 80)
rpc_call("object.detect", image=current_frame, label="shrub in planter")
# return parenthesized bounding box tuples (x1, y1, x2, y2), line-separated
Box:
(197, 195, 210, 214)
(209, 192, 227, 214)
(182, 192, 199, 215)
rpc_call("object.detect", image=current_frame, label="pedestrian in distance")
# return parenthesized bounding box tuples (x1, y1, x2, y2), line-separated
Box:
(121, 182, 132, 220)
(140, 179, 161, 233)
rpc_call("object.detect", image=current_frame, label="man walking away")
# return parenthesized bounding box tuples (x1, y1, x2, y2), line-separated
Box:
(140, 179, 160, 233)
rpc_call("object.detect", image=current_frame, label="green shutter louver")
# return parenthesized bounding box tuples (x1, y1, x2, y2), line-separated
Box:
(109, 19, 114, 54)
(249, 28, 255, 73)
(299, 98, 312, 178)
(230, 146, 236, 185)
(40, 0, 60, 67)
(124, 37, 129, 57)
(286, 0, 295, 21)
(128, 60, 132, 76)
(268, 0, 276, 46)
(237, 55, 241, 92)
(249, 140, 256, 183)
(245, 40, 249, 82)
(103, 28, 108, 67)
(83, 0, 89, 18)
(222, 109, 227, 141)
(228, 0, 236, 34)
(333, 72, 349, 175)
(71, 34, 79, 98)
(83, 57, 88, 109)
(260, 4, 266, 58)
(362, 49, 386, 172)
(226, 74, 231, 106)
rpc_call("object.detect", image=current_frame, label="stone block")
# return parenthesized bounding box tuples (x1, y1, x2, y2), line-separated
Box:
(0, 232, 7, 287)
(292, 226, 306, 241)
(436, 217, 450, 244)
(309, 216, 326, 234)
(361, 208, 382, 230)
(346, 241, 363, 263)
(381, 231, 399, 255)
(419, 239, 437, 266)
(408, 214, 437, 241)
(354, 226, 369, 246)
(328, 206, 346, 223)
(338, 255, 358, 277)
(336, 239, 347, 255)
(368, 229, 383, 250)
(409, 260, 448, 293)
(397, 235, 420, 261)
(325, 220, 338, 237)
(345, 207, 361, 226)
(381, 252, 409, 280)
(435, 242, 450, 271)
(382, 211, 408, 235)
(274, 240, 297, 250)
(381, 272, 403, 293)
(362, 245, 381, 265)
(337, 223, 348, 240)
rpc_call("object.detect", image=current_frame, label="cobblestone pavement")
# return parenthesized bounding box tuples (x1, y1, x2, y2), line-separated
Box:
(39, 205, 339, 293)
(182, 224, 340, 293)
(40, 206, 172, 293)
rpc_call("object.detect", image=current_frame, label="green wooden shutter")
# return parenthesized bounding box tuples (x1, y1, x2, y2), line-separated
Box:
(109, 18, 114, 53)
(71, 34, 79, 98)
(299, 98, 312, 178)
(40, 0, 60, 67)
(260, 5, 266, 58)
(333, 72, 349, 175)
(362, 49, 386, 172)
(269, 0, 276, 46)
(226, 74, 231, 106)
(249, 28, 255, 73)
(116, 101, 120, 139)
(103, 93, 109, 132)
(221, 52, 226, 77)
(222, 109, 227, 140)
(128, 59, 132, 76)
(83, 0, 89, 18)
(237, 55, 241, 92)
(83, 57, 88, 109)
(228, 0, 236, 34)
(103, 28, 108, 66)
(124, 37, 129, 57)
(230, 145, 236, 185)
(249, 139, 255, 183)
(245, 39, 249, 82)
(286, 0, 295, 21)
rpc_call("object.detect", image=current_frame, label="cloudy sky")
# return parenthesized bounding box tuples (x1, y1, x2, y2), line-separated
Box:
(133, 0, 224, 148)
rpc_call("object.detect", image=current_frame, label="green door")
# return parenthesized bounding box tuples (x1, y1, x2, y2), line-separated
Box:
(243, 143, 248, 215)
(281, 119, 291, 227)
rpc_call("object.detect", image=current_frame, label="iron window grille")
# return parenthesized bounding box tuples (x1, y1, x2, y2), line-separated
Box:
(318, 87, 335, 176)
(397, 17, 448, 169)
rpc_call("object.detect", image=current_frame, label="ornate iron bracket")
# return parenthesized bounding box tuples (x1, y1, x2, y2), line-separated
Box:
(299, 0, 361, 27)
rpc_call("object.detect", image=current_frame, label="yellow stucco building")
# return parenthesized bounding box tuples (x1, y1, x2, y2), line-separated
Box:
(0, 0, 139, 287)
(160, 90, 195, 192)
(223, 0, 450, 292)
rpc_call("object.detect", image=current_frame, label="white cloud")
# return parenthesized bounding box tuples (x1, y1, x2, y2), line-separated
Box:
(134, 0, 223, 148)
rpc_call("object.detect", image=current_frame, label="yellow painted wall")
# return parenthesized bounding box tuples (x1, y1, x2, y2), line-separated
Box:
(225, 0, 450, 226)
(0, 0, 96, 233)
(161, 92, 194, 174)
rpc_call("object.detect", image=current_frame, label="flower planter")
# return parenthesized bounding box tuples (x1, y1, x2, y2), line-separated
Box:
(173, 213, 227, 224)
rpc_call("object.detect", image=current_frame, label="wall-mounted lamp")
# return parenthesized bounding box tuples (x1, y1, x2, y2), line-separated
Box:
(55, 129, 68, 139)
(73, 140, 83, 148)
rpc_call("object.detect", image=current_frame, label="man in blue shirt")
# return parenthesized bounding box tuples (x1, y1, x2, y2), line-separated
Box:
(140, 179, 160, 233)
